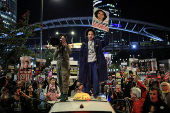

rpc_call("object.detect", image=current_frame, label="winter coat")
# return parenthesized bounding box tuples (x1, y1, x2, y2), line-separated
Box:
(79, 32, 109, 83)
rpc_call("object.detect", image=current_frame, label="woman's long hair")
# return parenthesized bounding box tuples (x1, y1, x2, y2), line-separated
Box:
(60, 34, 68, 55)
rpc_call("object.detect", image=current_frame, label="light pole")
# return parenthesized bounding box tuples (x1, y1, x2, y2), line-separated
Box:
(71, 31, 74, 44)
(40, 0, 43, 58)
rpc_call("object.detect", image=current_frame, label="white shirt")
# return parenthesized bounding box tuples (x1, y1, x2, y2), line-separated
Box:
(88, 40, 97, 62)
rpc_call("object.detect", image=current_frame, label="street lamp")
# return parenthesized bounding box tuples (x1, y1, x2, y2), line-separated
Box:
(40, 0, 43, 58)
(56, 32, 59, 35)
(71, 31, 74, 35)
(71, 31, 74, 43)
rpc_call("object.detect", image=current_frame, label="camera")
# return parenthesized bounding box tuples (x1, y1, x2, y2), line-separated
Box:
(51, 37, 62, 46)
(51, 36, 66, 46)
(19, 92, 23, 96)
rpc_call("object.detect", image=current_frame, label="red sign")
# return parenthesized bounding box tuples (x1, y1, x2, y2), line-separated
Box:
(19, 65, 32, 82)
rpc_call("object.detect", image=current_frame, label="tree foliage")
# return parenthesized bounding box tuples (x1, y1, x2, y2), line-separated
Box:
(0, 1, 41, 70)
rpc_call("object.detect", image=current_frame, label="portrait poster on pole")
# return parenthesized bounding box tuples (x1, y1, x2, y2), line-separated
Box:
(151, 58, 157, 71)
(20, 56, 31, 70)
(35, 58, 46, 74)
(159, 64, 165, 71)
(121, 62, 127, 72)
(92, 7, 109, 31)
(129, 58, 138, 68)
(104, 52, 112, 67)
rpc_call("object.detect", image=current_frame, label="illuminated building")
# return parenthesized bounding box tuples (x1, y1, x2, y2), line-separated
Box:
(93, 0, 122, 43)
(0, 0, 17, 27)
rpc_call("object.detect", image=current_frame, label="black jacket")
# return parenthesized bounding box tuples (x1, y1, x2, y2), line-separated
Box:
(142, 98, 170, 113)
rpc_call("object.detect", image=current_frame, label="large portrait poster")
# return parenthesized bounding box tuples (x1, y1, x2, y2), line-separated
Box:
(104, 52, 112, 67)
(20, 56, 31, 70)
(92, 7, 109, 31)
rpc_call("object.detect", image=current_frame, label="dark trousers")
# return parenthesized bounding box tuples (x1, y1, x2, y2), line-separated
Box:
(83, 61, 99, 97)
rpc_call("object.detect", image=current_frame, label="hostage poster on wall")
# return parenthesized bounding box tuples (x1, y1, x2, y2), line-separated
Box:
(92, 7, 109, 31)
(139, 59, 145, 72)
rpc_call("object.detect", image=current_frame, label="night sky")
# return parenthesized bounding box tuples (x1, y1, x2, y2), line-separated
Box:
(16, 0, 170, 61)
(17, 0, 170, 27)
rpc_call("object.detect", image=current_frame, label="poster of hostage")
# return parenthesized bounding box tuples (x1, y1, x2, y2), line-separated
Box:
(92, 7, 109, 31)
(36, 58, 46, 74)
(20, 56, 31, 70)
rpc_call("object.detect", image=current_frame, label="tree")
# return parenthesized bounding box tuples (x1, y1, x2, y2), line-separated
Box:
(0, 1, 42, 71)
(108, 63, 120, 71)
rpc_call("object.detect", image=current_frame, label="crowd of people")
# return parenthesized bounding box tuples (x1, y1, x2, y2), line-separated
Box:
(0, 28, 170, 113)
(1, 69, 170, 113)
(108, 74, 170, 113)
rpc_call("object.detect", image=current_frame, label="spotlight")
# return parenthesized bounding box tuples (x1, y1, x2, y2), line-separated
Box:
(132, 45, 136, 49)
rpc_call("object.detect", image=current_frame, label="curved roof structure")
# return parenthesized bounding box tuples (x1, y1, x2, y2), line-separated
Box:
(33, 17, 170, 41)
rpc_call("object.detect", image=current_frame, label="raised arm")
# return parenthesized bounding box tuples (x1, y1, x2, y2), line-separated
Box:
(102, 32, 110, 48)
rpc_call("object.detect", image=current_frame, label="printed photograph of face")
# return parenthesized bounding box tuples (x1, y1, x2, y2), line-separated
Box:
(20, 56, 31, 69)
(94, 9, 107, 22)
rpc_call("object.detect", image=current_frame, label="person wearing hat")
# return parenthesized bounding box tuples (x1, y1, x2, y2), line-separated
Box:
(152, 75, 163, 88)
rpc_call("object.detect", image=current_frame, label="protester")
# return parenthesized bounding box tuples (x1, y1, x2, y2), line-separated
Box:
(160, 82, 170, 109)
(78, 28, 109, 99)
(110, 85, 125, 111)
(44, 77, 60, 101)
(130, 87, 145, 113)
(142, 87, 170, 113)
(1, 86, 30, 113)
(152, 75, 163, 88)
(53, 35, 72, 102)
(17, 81, 25, 92)
(135, 79, 147, 99)
(123, 78, 135, 98)
(25, 85, 40, 111)
(34, 83, 46, 109)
